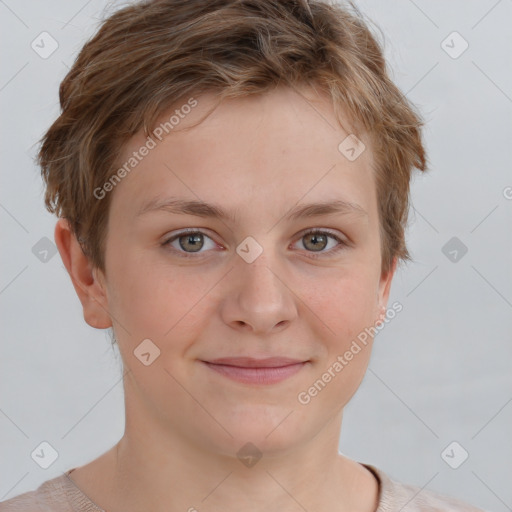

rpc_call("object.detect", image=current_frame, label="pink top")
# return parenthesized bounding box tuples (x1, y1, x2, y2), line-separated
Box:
(0, 463, 488, 511)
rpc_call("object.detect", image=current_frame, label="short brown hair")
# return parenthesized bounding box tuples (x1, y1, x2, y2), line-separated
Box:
(38, 0, 427, 277)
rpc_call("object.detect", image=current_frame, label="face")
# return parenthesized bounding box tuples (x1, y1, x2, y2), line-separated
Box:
(88, 85, 395, 458)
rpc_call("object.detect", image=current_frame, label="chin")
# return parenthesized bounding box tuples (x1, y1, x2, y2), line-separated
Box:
(203, 410, 308, 456)
(208, 431, 304, 464)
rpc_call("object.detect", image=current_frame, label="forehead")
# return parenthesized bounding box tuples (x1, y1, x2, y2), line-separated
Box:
(109, 85, 377, 223)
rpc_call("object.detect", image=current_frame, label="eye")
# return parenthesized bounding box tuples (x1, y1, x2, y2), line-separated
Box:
(292, 229, 347, 258)
(161, 229, 219, 258)
(161, 228, 348, 260)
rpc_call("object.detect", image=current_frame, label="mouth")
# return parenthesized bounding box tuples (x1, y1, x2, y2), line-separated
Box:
(200, 357, 310, 385)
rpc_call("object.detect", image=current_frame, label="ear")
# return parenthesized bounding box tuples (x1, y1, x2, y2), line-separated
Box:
(376, 255, 397, 321)
(54, 218, 112, 329)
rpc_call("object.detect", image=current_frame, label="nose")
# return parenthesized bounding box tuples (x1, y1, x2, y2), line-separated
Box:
(219, 253, 298, 335)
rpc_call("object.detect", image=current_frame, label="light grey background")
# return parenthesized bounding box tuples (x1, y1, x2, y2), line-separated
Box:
(1, 1, 511, 510)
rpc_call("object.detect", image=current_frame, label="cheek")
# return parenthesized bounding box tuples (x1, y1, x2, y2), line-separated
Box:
(302, 270, 378, 344)
(106, 255, 215, 351)
(296, 276, 377, 413)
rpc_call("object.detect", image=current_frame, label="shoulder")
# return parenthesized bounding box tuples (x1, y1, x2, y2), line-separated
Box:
(0, 481, 52, 511)
(0, 471, 98, 512)
(361, 464, 490, 512)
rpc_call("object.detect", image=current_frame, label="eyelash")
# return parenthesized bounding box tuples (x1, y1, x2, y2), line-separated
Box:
(161, 228, 347, 260)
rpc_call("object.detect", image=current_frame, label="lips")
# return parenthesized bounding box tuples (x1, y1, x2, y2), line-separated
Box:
(201, 357, 309, 385)
(205, 357, 306, 368)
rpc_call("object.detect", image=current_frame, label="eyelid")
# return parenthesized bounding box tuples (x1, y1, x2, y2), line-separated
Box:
(294, 227, 345, 242)
(163, 227, 216, 240)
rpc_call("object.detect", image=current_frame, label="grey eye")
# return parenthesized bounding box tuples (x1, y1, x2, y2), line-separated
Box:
(163, 230, 217, 255)
(302, 232, 329, 252)
(177, 233, 204, 252)
(292, 230, 346, 257)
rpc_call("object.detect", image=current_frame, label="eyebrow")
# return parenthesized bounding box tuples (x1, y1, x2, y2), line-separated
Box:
(136, 196, 368, 222)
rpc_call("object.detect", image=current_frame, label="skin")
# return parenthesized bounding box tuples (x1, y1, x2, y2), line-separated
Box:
(55, 84, 397, 512)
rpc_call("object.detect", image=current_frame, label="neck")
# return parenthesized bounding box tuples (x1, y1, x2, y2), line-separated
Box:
(106, 396, 378, 512)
